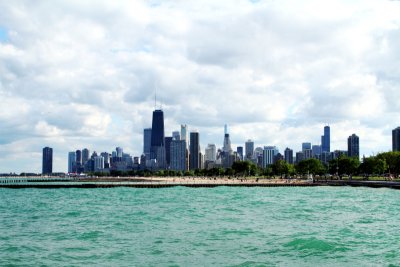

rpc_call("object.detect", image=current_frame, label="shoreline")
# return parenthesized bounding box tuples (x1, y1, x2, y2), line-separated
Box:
(1, 176, 400, 189)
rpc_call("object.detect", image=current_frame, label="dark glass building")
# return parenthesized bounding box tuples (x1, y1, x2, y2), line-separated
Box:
(348, 134, 359, 158)
(284, 147, 293, 164)
(237, 146, 243, 160)
(393, 127, 400, 152)
(165, 136, 172, 167)
(143, 128, 152, 160)
(321, 126, 330, 153)
(42, 147, 53, 175)
(150, 109, 166, 168)
(189, 132, 200, 170)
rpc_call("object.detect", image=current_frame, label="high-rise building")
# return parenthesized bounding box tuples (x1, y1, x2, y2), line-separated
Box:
(304, 149, 313, 160)
(302, 142, 311, 151)
(76, 150, 82, 166)
(68, 151, 76, 173)
(94, 156, 104, 171)
(284, 147, 293, 164)
(172, 131, 180, 141)
(165, 136, 172, 167)
(143, 128, 152, 160)
(42, 147, 53, 175)
(348, 134, 360, 158)
(223, 133, 233, 154)
(116, 147, 123, 158)
(100, 152, 110, 169)
(312, 145, 321, 157)
(393, 127, 400, 152)
(321, 126, 330, 153)
(170, 140, 187, 171)
(262, 146, 278, 168)
(237, 146, 243, 160)
(181, 124, 188, 147)
(82, 148, 90, 164)
(205, 144, 217, 162)
(296, 151, 304, 164)
(151, 109, 165, 169)
(245, 140, 254, 160)
(189, 131, 200, 170)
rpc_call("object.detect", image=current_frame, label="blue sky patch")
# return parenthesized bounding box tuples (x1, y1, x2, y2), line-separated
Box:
(0, 27, 8, 42)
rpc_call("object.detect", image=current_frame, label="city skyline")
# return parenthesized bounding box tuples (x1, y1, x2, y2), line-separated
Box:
(1, 0, 400, 173)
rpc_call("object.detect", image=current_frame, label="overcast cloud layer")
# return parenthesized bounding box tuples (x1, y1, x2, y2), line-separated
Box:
(1, 0, 400, 173)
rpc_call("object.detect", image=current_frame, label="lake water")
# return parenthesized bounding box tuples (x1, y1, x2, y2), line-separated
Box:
(1, 186, 399, 266)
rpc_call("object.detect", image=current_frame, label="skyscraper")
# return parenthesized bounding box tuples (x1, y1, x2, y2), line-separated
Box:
(321, 126, 330, 153)
(68, 151, 76, 173)
(181, 124, 188, 147)
(223, 133, 233, 154)
(42, 147, 53, 175)
(143, 128, 152, 159)
(170, 140, 187, 171)
(312, 145, 321, 157)
(284, 147, 293, 164)
(82, 148, 90, 164)
(302, 142, 311, 151)
(151, 110, 166, 168)
(116, 147, 123, 158)
(393, 127, 400, 152)
(205, 144, 217, 162)
(263, 146, 278, 168)
(348, 134, 360, 158)
(165, 136, 172, 167)
(189, 131, 200, 170)
(245, 140, 254, 160)
(172, 131, 180, 141)
(237, 146, 243, 160)
(76, 150, 82, 166)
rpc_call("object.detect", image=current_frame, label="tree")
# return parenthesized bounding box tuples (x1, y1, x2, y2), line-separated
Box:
(376, 152, 400, 176)
(271, 160, 289, 177)
(296, 158, 325, 175)
(359, 156, 386, 176)
(232, 161, 257, 176)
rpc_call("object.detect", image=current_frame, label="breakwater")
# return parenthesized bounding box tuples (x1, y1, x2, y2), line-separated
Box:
(1, 177, 400, 189)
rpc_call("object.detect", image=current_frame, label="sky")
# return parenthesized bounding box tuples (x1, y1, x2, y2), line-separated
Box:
(1, 0, 400, 173)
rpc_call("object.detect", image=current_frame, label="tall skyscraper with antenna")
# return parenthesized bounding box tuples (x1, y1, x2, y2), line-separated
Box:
(150, 89, 166, 169)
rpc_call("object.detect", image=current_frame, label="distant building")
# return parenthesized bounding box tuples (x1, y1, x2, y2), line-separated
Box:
(312, 145, 321, 157)
(205, 144, 217, 162)
(181, 124, 188, 148)
(94, 156, 104, 171)
(189, 132, 200, 170)
(101, 152, 110, 169)
(223, 125, 233, 155)
(302, 142, 311, 151)
(263, 146, 278, 168)
(296, 151, 304, 164)
(321, 126, 330, 153)
(165, 136, 173, 168)
(172, 131, 180, 141)
(82, 148, 90, 164)
(237, 146, 243, 160)
(42, 147, 53, 175)
(68, 151, 76, 173)
(304, 149, 313, 160)
(348, 134, 360, 158)
(151, 110, 166, 169)
(143, 128, 152, 160)
(393, 127, 400, 152)
(284, 147, 293, 164)
(116, 147, 123, 158)
(245, 140, 254, 160)
(170, 140, 187, 171)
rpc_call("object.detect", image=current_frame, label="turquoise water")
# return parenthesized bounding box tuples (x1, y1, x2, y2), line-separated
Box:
(1, 187, 399, 266)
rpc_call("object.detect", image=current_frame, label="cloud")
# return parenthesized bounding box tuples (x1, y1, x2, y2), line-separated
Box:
(0, 0, 400, 173)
